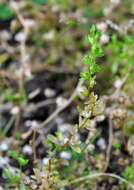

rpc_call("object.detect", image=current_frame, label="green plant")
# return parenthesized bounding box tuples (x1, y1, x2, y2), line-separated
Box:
(47, 25, 104, 155)
(106, 34, 134, 76)
(8, 150, 28, 168)
(41, 26, 104, 189)
(0, 3, 14, 20)
(32, 0, 47, 5)
(3, 167, 28, 189)
(3, 151, 28, 188)
(80, 25, 103, 87)
(123, 162, 134, 182)
(3, 168, 21, 187)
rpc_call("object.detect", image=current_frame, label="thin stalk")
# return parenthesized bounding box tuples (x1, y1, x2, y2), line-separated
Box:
(58, 172, 134, 189)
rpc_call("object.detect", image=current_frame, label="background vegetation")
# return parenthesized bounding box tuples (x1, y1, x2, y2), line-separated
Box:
(0, 0, 134, 189)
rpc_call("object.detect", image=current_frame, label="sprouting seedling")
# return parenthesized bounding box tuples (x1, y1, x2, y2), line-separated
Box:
(80, 25, 103, 89)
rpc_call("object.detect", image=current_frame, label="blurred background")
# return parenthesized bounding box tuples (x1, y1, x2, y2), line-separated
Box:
(0, 0, 134, 189)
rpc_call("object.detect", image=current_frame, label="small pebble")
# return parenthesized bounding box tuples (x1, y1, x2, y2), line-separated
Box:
(100, 34, 109, 44)
(23, 145, 32, 155)
(0, 142, 8, 152)
(10, 106, 19, 115)
(42, 157, 50, 165)
(97, 138, 106, 151)
(60, 151, 72, 160)
(56, 96, 68, 107)
(44, 88, 56, 98)
(15, 32, 26, 42)
(114, 79, 122, 89)
(96, 22, 107, 32)
(0, 157, 9, 167)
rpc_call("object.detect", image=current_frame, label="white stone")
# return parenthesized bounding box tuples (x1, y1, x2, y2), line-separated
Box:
(0, 142, 8, 152)
(97, 138, 106, 150)
(56, 96, 68, 107)
(42, 157, 50, 165)
(96, 22, 107, 32)
(31, 121, 38, 130)
(114, 79, 122, 89)
(44, 88, 56, 98)
(100, 34, 109, 44)
(0, 157, 7, 167)
(23, 145, 32, 155)
(60, 151, 72, 160)
(15, 32, 26, 42)
(10, 106, 19, 115)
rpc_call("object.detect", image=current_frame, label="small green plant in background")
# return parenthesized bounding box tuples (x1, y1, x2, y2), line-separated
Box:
(8, 150, 28, 168)
(106, 34, 134, 76)
(32, 0, 47, 5)
(0, 3, 14, 20)
(3, 168, 21, 187)
(3, 151, 28, 188)
(123, 162, 134, 182)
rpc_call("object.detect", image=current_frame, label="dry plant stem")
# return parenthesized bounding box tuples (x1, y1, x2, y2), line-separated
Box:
(104, 117, 113, 171)
(10, 1, 29, 97)
(13, 107, 21, 138)
(10, 1, 29, 64)
(31, 130, 37, 163)
(3, 115, 16, 135)
(38, 80, 83, 131)
(58, 173, 134, 189)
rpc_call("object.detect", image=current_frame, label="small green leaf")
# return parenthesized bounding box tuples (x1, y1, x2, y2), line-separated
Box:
(87, 35, 94, 44)
(8, 150, 28, 167)
(0, 4, 14, 20)
(8, 150, 18, 160)
(32, 0, 47, 4)
(3, 168, 21, 185)
(17, 157, 28, 167)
